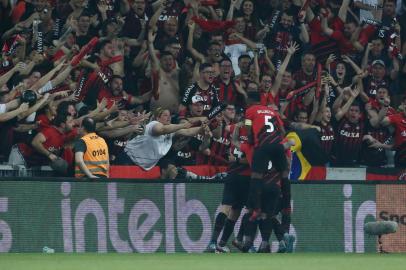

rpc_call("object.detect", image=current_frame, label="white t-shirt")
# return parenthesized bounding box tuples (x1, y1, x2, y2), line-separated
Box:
(355, 0, 379, 22)
(124, 121, 174, 170)
(0, 104, 6, 114)
(37, 81, 53, 94)
(224, 44, 254, 76)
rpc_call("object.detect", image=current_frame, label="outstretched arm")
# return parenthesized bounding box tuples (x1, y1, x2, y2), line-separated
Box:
(187, 22, 205, 63)
(270, 42, 299, 96)
(335, 86, 360, 121)
(338, 0, 351, 22)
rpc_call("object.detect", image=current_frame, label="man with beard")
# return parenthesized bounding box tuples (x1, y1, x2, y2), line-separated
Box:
(304, 0, 350, 62)
(97, 75, 152, 109)
(224, 12, 257, 76)
(362, 60, 396, 98)
(263, 11, 308, 69)
(75, 39, 121, 107)
(180, 63, 220, 117)
(333, 86, 366, 167)
(187, 22, 223, 75)
(320, 13, 365, 55)
(148, 29, 180, 114)
(170, 95, 211, 166)
(214, 58, 246, 107)
(293, 52, 317, 88)
(121, 0, 151, 39)
(9, 112, 76, 170)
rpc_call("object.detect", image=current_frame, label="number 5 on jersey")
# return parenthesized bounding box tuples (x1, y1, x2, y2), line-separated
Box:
(265, 115, 275, 133)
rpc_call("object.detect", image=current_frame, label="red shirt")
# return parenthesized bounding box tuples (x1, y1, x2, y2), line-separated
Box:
(36, 114, 52, 131)
(240, 142, 254, 167)
(18, 126, 77, 166)
(228, 124, 251, 176)
(260, 91, 278, 107)
(388, 113, 406, 149)
(97, 88, 130, 109)
(309, 17, 344, 45)
(245, 104, 284, 147)
(368, 98, 396, 116)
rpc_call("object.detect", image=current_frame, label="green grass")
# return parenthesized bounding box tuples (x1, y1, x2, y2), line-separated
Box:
(0, 253, 405, 270)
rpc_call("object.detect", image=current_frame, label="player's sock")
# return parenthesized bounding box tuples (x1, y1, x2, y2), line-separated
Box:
(281, 177, 291, 233)
(271, 217, 284, 242)
(242, 219, 257, 252)
(281, 210, 291, 234)
(259, 217, 272, 242)
(236, 213, 249, 242)
(245, 219, 258, 241)
(219, 218, 236, 246)
(210, 212, 227, 243)
(247, 179, 264, 221)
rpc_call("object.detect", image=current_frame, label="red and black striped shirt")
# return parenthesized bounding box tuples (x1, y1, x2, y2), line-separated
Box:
(316, 122, 335, 160)
(334, 118, 365, 166)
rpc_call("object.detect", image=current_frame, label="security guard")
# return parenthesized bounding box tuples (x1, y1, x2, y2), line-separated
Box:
(74, 117, 109, 178)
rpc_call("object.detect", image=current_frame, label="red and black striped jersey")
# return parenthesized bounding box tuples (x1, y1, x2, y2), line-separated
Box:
(315, 121, 335, 159)
(214, 78, 238, 104)
(181, 82, 220, 116)
(361, 125, 391, 167)
(245, 104, 284, 147)
(207, 121, 231, 166)
(334, 118, 366, 166)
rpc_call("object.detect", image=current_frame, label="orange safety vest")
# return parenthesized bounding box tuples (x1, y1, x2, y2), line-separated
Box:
(75, 133, 109, 178)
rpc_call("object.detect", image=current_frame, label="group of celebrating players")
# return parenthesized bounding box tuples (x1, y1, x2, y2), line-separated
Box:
(208, 89, 296, 253)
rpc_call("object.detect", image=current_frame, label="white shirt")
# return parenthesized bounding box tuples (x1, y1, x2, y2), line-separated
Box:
(0, 104, 6, 114)
(224, 44, 254, 76)
(355, 0, 379, 22)
(124, 121, 174, 170)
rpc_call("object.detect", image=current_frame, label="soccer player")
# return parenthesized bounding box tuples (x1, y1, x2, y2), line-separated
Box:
(244, 92, 287, 219)
(242, 89, 294, 251)
(380, 101, 406, 167)
(208, 118, 251, 253)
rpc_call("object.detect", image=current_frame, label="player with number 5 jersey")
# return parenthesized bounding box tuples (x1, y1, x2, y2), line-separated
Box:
(245, 104, 285, 147)
(242, 90, 291, 254)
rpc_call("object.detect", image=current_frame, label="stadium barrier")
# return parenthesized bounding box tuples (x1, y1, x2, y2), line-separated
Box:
(0, 164, 403, 180)
(0, 178, 405, 253)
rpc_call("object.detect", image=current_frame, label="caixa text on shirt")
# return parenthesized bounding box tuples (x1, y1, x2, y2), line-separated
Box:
(340, 130, 360, 138)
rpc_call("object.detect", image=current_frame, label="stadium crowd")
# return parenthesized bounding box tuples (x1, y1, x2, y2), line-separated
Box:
(0, 0, 406, 178)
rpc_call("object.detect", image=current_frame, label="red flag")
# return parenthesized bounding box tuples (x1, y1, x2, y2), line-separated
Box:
(192, 16, 236, 32)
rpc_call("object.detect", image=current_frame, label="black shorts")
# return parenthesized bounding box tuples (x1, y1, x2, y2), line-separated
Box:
(252, 142, 287, 174)
(222, 173, 250, 209)
(261, 182, 281, 215)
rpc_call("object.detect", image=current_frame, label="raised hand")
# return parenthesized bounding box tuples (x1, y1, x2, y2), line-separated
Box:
(286, 42, 299, 55)
(14, 62, 27, 73)
(187, 20, 196, 30)
(341, 55, 352, 63)
(351, 85, 360, 98)
(326, 54, 336, 65)
(131, 124, 144, 134)
(97, 98, 108, 111)
(147, 29, 157, 43)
